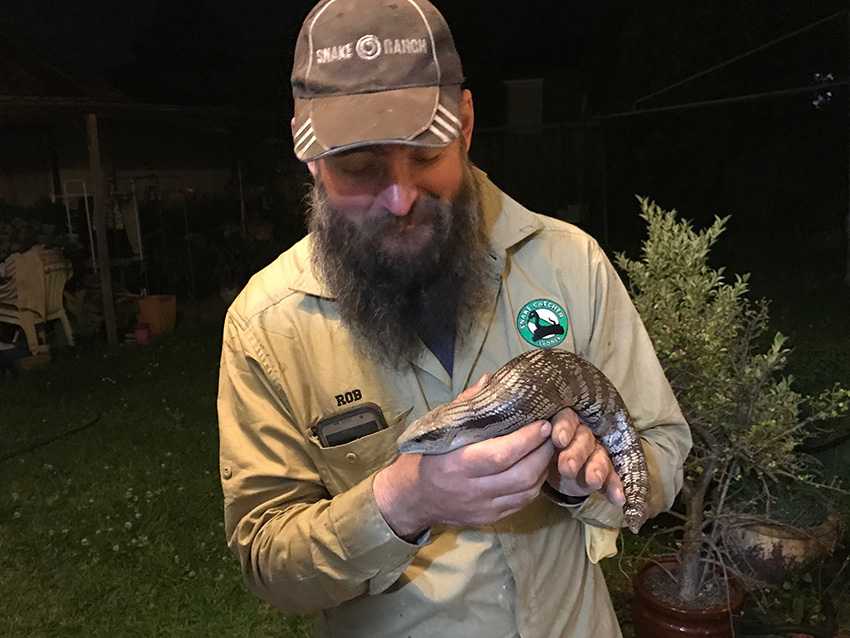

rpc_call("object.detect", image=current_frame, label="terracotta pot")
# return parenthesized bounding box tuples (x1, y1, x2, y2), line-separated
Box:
(632, 557, 744, 638)
(136, 295, 176, 336)
(725, 512, 843, 583)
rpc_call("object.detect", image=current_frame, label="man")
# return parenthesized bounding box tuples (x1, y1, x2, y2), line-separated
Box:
(217, 1, 691, 636)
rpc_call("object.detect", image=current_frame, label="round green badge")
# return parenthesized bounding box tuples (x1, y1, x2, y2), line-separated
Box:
(517, 299, 569, 348)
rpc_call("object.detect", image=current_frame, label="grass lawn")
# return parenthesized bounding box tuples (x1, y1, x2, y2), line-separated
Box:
(0, 320, 311, 637)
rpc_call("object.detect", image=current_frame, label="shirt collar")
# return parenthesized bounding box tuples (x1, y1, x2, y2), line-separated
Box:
(472, 166, 543, 259)
(289, 235, 333, 298)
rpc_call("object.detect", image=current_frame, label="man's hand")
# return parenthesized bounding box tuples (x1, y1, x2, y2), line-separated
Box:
(547, 407, 626, 508)
(373, 374, 555, 541)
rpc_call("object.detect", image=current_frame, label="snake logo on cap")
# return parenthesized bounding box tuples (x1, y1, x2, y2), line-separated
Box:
(356, 35, 382, 60)
(517, 299, 568, 348)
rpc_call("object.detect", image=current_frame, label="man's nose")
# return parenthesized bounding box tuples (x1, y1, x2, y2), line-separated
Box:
(375, 182, 418, 216)
(373, 155, 420, 216)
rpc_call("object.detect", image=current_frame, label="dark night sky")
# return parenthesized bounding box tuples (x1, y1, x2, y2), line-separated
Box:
(0, 0, 615, 70)
(0, 0, 621, 106)
(1, 0, 846, 114)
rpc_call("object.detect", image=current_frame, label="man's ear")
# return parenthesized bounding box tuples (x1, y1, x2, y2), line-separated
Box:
(460, 89, 474, 151)
(292, 117, 318, 177)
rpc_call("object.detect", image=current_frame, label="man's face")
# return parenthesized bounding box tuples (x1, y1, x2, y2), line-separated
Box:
(315, 140, 467, 261)
(302, 89, 487, 367)
(307, 148, 492, 368)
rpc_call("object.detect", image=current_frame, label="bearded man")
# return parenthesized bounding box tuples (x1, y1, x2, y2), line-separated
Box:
(217, 1, 691, 636)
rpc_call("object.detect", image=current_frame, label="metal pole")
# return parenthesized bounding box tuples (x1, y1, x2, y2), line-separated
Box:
(846, 12, 850, 286)
(62, 184, 74, 237)
(130, 179, 149, 294)
(86, 114, 118, 346)
(81, 181, 96, 273)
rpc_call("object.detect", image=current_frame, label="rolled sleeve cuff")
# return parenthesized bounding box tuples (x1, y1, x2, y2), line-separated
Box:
(329, 474, 431, 594)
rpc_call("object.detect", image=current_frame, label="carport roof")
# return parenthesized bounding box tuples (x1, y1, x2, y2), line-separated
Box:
(0, 30, 275, 124)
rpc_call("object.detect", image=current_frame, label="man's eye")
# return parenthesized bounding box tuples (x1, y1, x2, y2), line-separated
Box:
(342, 162, 378, 176)
(413, 152, 442, 165)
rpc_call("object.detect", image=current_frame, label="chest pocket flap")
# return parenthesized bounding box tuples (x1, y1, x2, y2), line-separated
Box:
(307, 406, 412, 496)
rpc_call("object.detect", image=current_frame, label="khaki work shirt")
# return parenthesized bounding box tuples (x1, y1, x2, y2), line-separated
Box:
(218, 170, 691, 638)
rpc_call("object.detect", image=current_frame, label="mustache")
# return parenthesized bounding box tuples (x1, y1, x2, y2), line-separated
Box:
(337, 196, 446, 241)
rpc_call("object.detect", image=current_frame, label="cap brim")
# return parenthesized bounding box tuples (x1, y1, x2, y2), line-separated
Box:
(293, 85, 462, 162)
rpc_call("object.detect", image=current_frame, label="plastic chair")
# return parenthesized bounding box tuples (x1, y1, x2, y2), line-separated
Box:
(0, 247, 75, 354)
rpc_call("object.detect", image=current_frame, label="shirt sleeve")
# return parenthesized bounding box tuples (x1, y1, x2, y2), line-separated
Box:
(570, 241, 692, 530)
(217, 311, 427, 615)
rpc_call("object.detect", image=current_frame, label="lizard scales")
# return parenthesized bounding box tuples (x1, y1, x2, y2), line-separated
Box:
(396, 348, 650, 533)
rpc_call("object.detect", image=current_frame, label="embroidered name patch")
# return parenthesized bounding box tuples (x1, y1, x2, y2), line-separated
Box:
(517, 299, 568, 348)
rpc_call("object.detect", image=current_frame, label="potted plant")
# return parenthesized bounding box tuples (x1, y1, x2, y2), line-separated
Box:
(722, 479, 843, 584)
(614, 198, 850, 636)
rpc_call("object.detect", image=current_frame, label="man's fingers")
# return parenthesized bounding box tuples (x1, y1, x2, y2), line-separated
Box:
(596, 457, 626, 507)
(550, 407, 580, 448)
(580, 447, 610, 490)
(488, 483, 547, 519)
(556, 426, 597, 478)
(463, 420, 553, 477)
(579, 447, 626, 507)
(476, 436, 554, 497)
(551, 437, 627, 508)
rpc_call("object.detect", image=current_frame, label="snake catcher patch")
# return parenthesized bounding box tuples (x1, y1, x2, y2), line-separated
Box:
(517, 299, 568, 348)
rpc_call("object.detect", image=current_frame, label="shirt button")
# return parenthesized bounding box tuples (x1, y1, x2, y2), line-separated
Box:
(222, 466, 232, 479)
(345, 453, 358, 463)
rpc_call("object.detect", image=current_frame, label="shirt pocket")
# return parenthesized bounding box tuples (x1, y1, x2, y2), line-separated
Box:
(307, 406, 412, 496)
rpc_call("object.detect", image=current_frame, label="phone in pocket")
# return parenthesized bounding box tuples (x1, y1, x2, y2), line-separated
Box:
(313, 403, 389, 447)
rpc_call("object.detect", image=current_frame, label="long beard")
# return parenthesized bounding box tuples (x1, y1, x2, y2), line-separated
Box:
(308, 160, 494, 369)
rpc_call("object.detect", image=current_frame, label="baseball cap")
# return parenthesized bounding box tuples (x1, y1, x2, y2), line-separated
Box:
(291, 0, 465, 162)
